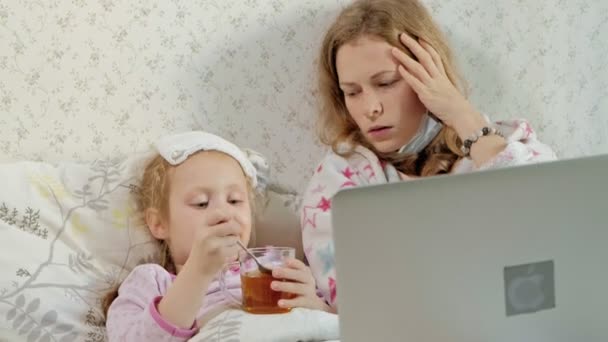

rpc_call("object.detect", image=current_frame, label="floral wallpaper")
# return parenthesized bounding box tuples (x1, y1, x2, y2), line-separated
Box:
(1, 0, 607, 191)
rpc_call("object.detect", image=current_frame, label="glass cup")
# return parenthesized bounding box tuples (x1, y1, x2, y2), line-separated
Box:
(220, 246, 296, 314)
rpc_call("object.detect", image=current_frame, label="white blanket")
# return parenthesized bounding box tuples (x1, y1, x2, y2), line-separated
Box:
(189, 308, 340, 342)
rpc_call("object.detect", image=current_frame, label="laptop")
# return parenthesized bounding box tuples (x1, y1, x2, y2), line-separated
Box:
(331, 155, 608, 342)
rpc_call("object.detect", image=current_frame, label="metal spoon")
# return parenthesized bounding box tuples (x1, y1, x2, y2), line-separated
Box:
(236, 240, 273, 275)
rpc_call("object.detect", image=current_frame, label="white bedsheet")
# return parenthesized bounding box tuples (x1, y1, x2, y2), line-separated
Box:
(189, 307, 340, 342)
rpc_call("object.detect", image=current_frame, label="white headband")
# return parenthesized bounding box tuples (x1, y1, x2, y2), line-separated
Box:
(155, 131, 262, 189)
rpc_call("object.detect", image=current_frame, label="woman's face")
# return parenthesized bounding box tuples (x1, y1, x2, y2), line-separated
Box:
(335, 34, 427, 153)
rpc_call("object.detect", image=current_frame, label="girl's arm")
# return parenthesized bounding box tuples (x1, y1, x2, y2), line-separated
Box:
(106, 264, 202, 342)
(156, 259, 214, 328)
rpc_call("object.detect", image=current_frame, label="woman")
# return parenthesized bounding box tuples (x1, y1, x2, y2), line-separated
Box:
(301, 0, 556, 311)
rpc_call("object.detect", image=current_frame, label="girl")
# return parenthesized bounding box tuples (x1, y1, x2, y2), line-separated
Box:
(104, 131, 331, 341)
(302, 0, 557, 311)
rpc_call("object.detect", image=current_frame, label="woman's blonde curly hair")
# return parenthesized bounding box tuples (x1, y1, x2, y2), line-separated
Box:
(317, 0, 466, 176)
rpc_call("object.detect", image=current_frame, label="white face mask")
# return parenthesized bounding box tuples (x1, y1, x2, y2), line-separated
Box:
(397, 112, 443, 155)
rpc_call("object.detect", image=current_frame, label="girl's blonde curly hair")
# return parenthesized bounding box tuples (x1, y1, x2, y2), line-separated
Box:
(102, 152, 260, 320)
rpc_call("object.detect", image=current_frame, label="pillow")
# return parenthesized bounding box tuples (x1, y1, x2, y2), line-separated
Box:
(0, 155, 158, 341)
(0, 154, 303, 340)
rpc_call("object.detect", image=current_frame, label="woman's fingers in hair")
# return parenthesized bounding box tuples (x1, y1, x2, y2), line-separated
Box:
(419, 39, 446, 76)
(397, 33, 440, 79)
(391, 45, 430, 84)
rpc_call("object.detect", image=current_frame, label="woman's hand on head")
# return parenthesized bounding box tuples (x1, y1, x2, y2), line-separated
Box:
(270, 258, 334, 313)
(391, 33, 486, 139)
(186, 222, 241, 278)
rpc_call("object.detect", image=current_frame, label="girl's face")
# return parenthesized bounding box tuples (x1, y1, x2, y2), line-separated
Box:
(336, 34, 427, 153)
(152, 151, 253, 270)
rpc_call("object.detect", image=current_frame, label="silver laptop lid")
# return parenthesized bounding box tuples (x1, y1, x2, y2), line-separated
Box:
(332, 155, 608, 342)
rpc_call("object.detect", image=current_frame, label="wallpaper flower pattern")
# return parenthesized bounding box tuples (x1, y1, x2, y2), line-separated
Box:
(1, 0, 607, 190)
(1, 0, 607, 340)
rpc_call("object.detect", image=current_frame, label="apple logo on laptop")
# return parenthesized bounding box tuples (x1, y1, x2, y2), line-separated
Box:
(504, 260, 556, 316)
(507, 269, 545, 311)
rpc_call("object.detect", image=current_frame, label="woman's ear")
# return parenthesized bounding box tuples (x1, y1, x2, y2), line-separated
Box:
(146, 208, 169, 240)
